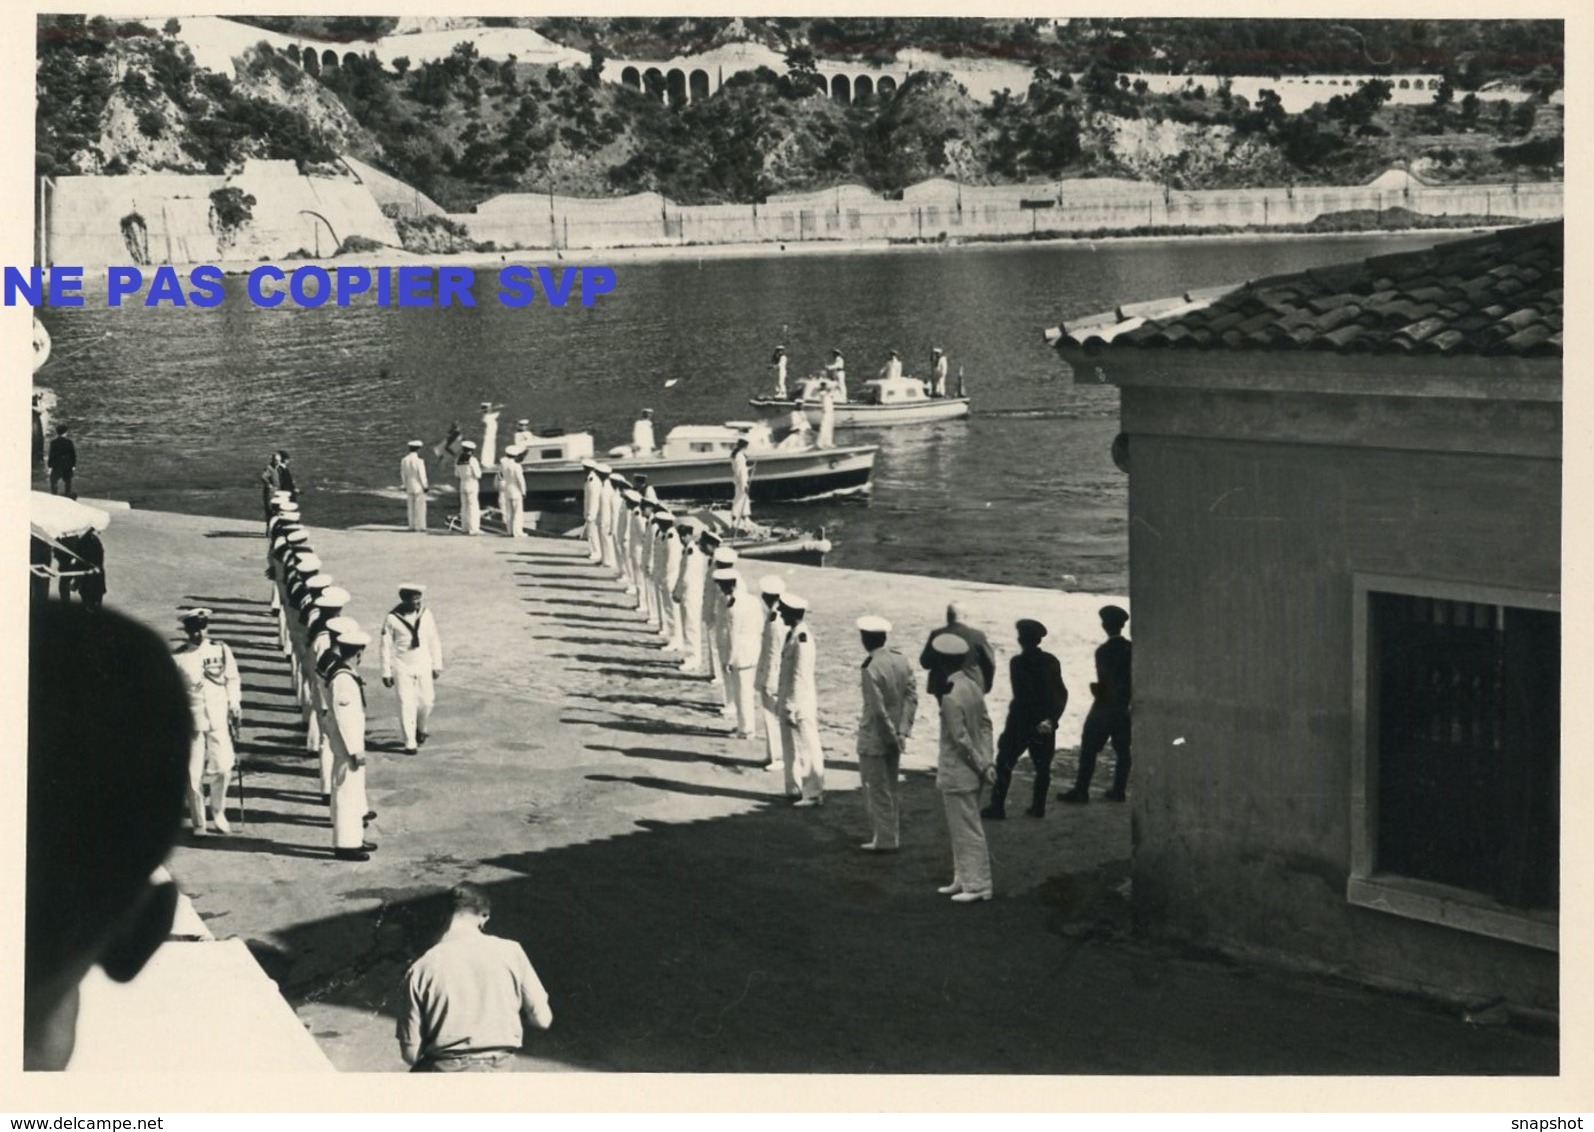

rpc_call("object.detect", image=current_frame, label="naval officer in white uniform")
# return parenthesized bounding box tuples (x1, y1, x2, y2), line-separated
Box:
(380, 584, 444, 755)
(172, 608, 240, 836)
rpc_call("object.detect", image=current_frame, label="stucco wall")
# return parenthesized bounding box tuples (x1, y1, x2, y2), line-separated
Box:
(1120, 387, 1560, 1008)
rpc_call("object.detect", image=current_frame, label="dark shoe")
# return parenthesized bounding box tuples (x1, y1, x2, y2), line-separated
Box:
(980, 806, 1006, 820)
(333, 848, 371, 862)
(417, 730, 429, 745)
(361, 840, 379, 852)
(1103, 789, 1127, 802)
(322, 793, 331, 805)
(363, 811, 378, 823)
(403, 747, 418, 756)
(1057, 789, 1089, 804)
(1024, 805, 1046, 818)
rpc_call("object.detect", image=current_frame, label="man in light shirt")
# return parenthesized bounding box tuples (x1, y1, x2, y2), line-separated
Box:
(398, 883, 553, 1072)
(400, 440, 430, 531)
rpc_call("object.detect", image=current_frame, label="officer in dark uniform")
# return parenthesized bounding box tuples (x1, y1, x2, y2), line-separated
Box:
(1059, 605, 1132, 804)
(983, 618, 1068, 819)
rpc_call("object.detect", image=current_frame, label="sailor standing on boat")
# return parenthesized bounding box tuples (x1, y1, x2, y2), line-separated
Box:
(632, 409, 657, 457)
(825, 349, 847, 401)
(755, 576, 787, 771)
(455, 443, 483, 535)
(672, 517, 705, 670)
(380, 584, 444, 757)
(498, 446, 527, 538)
(879, 350, 903, 382)
(730, 438, 753, 533)
(771, 346, 788, 398)
(817, 389, 837, 449)
(512, 418, 535, 452)
(777, 594, 824, 806)
(479, 402, 503, 467)
(931, 348, 949, 398)
(581, 460, 603, 562)
(401, 440, 430, 531)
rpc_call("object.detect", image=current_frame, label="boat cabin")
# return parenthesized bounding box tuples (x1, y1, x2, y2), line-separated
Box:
(517, 430, 595, 464)
(857, 375, 935, 405)
(658, 421, 777, 460)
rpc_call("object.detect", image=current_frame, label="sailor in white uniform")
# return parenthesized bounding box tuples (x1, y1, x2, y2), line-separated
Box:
(824, 349, 847, 400)
(596, 464, 620, 570)
(172, 609, 240, 836)
(307, 584, 351, 796)
(672, 516, 705, 669)
(879, 350, 903, 381)
(716, 566, 764, 740)
(319, 623, 377, 862)
(581, 459, 604, 562)
(654, 511, 684, 651)
(498, 445, 528, 537)
(632, 408, 657, 456)
(730, 439, 753, 532)
(931, 348, 949, 398)
(754, 575, 787, 771)
(380, 584, 444, 755)
(708, 544, 740, 715)
(455, 442, 483, 535)
(512, 417, 536, 452)
(479, 401, 503, 466)
(401, 440, 430, 531)
(776, 594, 824, 806)
(771, 345, 788, 398)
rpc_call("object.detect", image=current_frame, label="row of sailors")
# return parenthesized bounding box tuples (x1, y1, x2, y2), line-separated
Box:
(579, 460, 827, 803)
(263, 490, 443, 861)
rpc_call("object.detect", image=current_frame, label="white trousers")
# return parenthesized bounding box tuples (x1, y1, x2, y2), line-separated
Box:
(678, 598, 703, 668)
(780, 710, 824, 800)
(503, 492, 525, 537)
(725, 664, 758, 736)
(760, 691, 783, 769)
(461, 487, 481, 534)
(941, 789, 992, 894)
(331, 752, 368, 850)
(393, 666, 435, 749)
(656, 580, 678, 644)
(860, 752, 901, 849)
(188, 727, 235, 829)
(406, 491, 428, 531)
(585, 518, 602, 560)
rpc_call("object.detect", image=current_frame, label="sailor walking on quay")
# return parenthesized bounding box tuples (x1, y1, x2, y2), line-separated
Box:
(984, 619, 1068, 820)
(730, 438, 753, 533)
(777, 593, 824, 806)
(320, 622, 377, 862)
(755, 575, 787, 771)
(855, 615, 918, 852)
(172, 608, 240, 837)
(498, 445, 527, 538)
(716, 564, 762, 741)
(1060, 605, 1133, 804)
(381, 584, 444, 756)
(455, 442, 483, 536)
(929, 634, 996, 902)
(401, 440, 430, 531)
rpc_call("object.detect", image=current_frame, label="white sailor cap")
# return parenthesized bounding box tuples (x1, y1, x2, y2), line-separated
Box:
(397, 582, 426, 595)
(337, 627, 372, 648)
(285, 530, 310, 545)
(712, 547, 739, 566)
(480, 401, 493, 410)
(517, 418, 530, 426)
(504, 445, 524, 457)
(596, 463, 614, 475)
(270, 490, 294, 502)
(581, 459, 598, 471)
(316, 586, 351, 608)
(930, 633, 970, 658)
(325, 616, 361, 637)
(611, 473, 631, 487)
(676, 516, 701, 534)
(856, 615, 892, 634)
(779, 593, 808, 612)
(932, 347, 944, 354)
(711, 567, 740, 582)
(759, 575, 786, 596)
(303, 573, 335, 591)
(461, 440, 477, 450)
(622, 489, 641, 503)
(178, 607, 212, 625)
(407, 439, 424, 448)
(654, 511, 676, 525)
(294, 553, 322, 572)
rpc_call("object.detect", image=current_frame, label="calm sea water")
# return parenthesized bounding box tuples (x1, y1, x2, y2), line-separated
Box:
(37, 232, 1452, 592)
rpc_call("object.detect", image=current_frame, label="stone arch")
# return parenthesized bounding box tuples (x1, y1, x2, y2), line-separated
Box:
(854, 74, 874, 100)
(343, 51, 361, 69)
(1413, 78, 1426, 90)
(877, 75, 897, 97)
(321, 49, 338, 69)
(689, 68, 710, 101)
(643, 67, 666, 100)
(621, 65, 641, 90)
(830, 73, 851, 102)
(1397, 78, 1410, 89)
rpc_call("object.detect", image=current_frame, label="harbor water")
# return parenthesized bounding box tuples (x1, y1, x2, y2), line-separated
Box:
(38, 231, 1453, 591)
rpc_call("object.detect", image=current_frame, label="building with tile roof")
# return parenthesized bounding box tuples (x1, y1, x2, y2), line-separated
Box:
(1047, 221, 1560, 1012)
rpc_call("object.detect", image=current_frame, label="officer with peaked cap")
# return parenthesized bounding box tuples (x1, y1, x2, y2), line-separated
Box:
(855, 615, 918, 851)
(319, 623, 377, 861)
(707, 543, 741, 714)
(381, 584, 444, 755)
(455, 441, 483, 535)
(581, 460, 604, 562)
(614, 488, 638, 593)
(172, 608, 241, 837)
(984, 619, 1068, 820)
(401, 440, 430, 531)
(655, 512, 685, 651)
(754, 575, 787, 770)
(929, 634, 995, 901)
(1060, 605, 1132, 804)
(715, 565, 763, 740)
(498, 444, 528, 537)
(776, 593, 824, 805)
(620, 489, 644, 600)
(670, 516, 704, 669)
(595, 464, 619, 570)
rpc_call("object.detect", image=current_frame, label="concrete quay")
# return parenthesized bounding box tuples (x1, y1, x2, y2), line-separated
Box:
(96, 506, 1555, 1076)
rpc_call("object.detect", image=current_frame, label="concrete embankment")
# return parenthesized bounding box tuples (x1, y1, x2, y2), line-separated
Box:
(95, 506, 1556, 1076)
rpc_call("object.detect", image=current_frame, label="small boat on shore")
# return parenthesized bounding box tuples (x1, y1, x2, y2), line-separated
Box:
(750, 374, 970, 428)
(477, 420, 877, 509)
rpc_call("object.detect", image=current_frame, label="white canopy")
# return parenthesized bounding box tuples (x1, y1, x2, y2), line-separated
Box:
(30, 491, 110, 541)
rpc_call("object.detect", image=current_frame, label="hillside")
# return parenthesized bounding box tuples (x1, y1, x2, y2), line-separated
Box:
(37, 16, 1563, 214)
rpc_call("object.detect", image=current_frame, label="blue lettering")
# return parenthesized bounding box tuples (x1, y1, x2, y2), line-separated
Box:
(144, 266, 188, 307)
(397, 266, 431, 307)
(436, 266, 476, 307)
(3, 266, 43, 307)
(248, 266, 284, 308)
(107, 267, 143, 308)
(580, 266, 616, 307)
(335, 267, 371, 307)
(536, 265, 576, 308)
(48, 267, 84, 308)
(496, 265, 535, 308)
(188, 265, 224, 308)
(289, 266, 330, 308)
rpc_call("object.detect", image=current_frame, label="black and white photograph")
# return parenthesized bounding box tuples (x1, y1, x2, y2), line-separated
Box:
(10, 1, 1580, 1108)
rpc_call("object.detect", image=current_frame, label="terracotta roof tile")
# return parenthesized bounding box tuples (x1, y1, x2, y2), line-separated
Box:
(1052, 221, 1561, 359)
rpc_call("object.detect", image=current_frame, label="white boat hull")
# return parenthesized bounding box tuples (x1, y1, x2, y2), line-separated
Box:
(749, 396, 971, 427)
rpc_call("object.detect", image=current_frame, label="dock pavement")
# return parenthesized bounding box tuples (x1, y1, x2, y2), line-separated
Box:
(92, 506, 1555, 1075)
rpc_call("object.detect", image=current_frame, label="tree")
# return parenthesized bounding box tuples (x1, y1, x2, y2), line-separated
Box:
(163, 18, 180, 36)
(392, 56, 409, 76)
(1432, 77, 1453, 106)
(782, 45, 823, 97)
